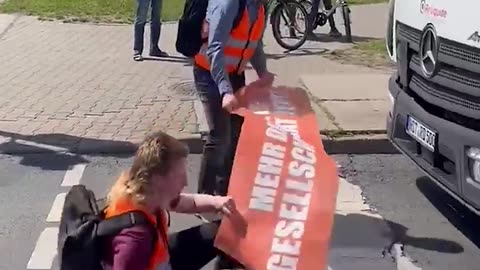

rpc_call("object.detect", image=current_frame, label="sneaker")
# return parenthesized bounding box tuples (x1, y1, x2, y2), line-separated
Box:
(133, 52, 143, 61)
(329, 29, 342, 38)
(149, 49, 169, 57)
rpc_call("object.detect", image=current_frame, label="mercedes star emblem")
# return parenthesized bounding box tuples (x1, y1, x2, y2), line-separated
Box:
(419, 25, 439, 78)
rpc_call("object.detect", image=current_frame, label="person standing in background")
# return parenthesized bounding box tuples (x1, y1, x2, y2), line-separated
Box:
(308, 0, 342, 38)
(133, 0, 168, 61)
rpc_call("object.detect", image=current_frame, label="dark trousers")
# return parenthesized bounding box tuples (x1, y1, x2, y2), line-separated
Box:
(193, 65, 246, 196)
(168, 221, 241, 270)
(134, 0, 162, 54)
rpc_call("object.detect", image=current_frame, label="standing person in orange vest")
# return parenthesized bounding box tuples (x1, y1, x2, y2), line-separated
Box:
(101, 131, 246, 270)
(194, 0, 275, 198)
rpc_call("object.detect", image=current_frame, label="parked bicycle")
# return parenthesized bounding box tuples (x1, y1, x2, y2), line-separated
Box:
(268, 0, 352, 51)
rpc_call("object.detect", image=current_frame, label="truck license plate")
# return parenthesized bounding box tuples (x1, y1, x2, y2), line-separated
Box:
(406, 116, 436, 152)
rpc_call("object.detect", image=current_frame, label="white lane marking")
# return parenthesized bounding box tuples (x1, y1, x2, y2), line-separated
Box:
(27, 160, 87, 269)
(46, 193, 66, 223)
(0, 135, 11, 144)
(27, 227, 59, 269)
(393, 243, 423, 270)
(61, 164, 86, 186)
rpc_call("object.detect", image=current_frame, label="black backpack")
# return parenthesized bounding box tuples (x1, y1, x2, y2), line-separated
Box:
(175, 0, 247, 57)
(57, 185, 164, 270)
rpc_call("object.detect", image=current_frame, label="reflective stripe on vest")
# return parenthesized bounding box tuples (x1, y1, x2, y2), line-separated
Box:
(104, 198, 170, 270)
(194, 5, 265, 74)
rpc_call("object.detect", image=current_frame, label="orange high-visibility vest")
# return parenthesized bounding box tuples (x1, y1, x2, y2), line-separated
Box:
(104, 198, 170, 270)
(194, 5, 266, 74)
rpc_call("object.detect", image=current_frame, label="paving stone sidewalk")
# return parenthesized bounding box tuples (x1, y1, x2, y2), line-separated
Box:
(0, 3, 389, 153)
(0, 16, 198, 151)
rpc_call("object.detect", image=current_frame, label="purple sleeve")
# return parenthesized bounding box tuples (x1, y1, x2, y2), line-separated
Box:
(110, 225, 154, 270)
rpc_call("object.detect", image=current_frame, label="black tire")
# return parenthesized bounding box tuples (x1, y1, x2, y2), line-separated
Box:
(271, 1, 310, 51)
(342, 4, 352, 43)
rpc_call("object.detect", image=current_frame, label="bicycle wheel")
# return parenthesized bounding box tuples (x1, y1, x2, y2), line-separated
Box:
(342, 4, 352, 42)
(299, 0, 312, 14)
(271, 1, 310, 51)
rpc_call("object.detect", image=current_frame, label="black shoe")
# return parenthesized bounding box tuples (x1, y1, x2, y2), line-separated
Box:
(149, 49, 168, 57)
(329, 29, 342, 38)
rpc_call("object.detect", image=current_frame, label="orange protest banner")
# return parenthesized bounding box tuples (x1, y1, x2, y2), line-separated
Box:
(214, 85, 339, 270)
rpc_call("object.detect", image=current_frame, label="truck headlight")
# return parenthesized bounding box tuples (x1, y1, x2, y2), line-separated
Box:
(467, 147, 480, 183)
(388, 91, 394, 117)
(386, 0, 396, 61)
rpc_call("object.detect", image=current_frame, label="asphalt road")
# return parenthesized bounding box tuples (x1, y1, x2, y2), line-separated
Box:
(335, 154, 480, 270)
(0, 153, 207, 270)
(1, 152, 479, 270)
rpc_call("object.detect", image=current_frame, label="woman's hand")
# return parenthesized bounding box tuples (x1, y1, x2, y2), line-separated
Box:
(212, 196, 237, 216)
(212, 196, 248, 237)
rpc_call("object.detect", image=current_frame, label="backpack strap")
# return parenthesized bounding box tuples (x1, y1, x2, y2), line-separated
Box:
(201, 0, 247, 44)
(97, 211, 152, 237)
(97, 210, 168, 249)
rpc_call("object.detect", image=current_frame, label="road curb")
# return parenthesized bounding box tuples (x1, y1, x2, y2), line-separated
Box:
(322, 134, 398, 155)
(0, 133, 204, 156)
(0, 133, 396, 155)
(187, 133, 398, 155)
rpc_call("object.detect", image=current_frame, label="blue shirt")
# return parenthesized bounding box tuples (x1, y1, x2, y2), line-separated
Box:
(205, 0, 268, 95)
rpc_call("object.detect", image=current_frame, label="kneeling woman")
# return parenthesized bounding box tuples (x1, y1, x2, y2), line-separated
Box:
(102, 131, 243, 270)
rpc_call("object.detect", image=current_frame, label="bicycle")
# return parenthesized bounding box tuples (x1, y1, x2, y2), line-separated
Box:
(268, 0, 311, 51)
(300, 0, 352, 42)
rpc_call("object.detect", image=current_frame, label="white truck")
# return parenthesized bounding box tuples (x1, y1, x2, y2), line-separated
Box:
(385, 0, 480, 213)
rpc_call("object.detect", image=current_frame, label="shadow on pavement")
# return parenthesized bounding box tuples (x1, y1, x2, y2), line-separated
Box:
(306, 33, 378, 44)
(331, 212, 464, 257)
(266, 35, 379, 59)
(11, 152, 90, 171)
(0, 130, 136, 170)
(266, 48, 328, 60)
(143, 55, 191, 64)
(0, 130, 137, 155)
(0, 130, 205, 170)
(385, 219, 464, 254)
(166, 208, 464, 269)
(416, 176, 480, 249)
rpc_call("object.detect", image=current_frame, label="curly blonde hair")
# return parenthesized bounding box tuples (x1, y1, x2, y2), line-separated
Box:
(106, 131, 189, 207)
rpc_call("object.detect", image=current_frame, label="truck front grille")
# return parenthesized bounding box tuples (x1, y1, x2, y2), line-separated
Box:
(397, 22, 480, 120)
(440, 42, 480, 66)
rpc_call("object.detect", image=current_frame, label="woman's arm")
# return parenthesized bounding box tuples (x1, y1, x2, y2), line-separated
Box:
(169, 194, 247, 236)
(169, 193, 226, 214)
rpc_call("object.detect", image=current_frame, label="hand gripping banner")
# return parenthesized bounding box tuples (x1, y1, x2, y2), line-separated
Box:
(214, 83, 339, 270)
